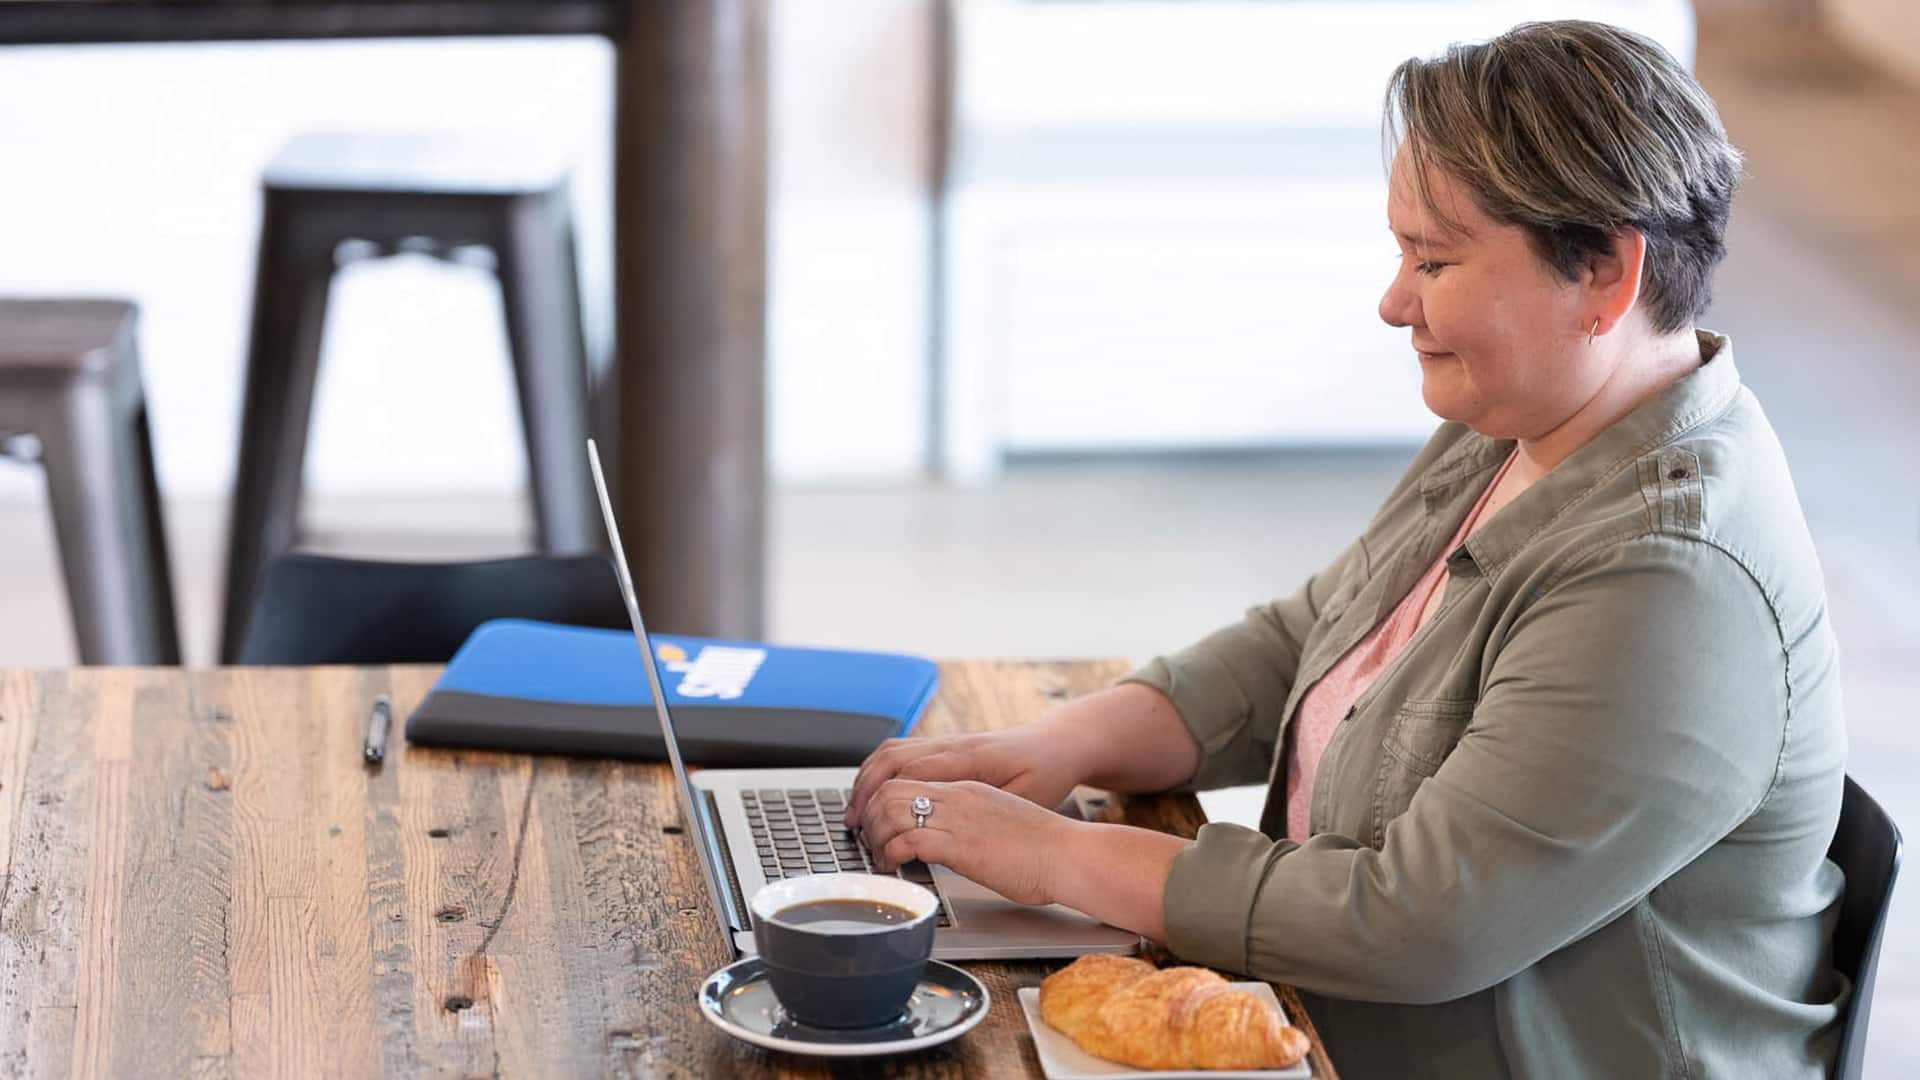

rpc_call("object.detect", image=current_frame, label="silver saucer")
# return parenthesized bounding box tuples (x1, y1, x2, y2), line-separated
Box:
(697, 956, 991, 1057)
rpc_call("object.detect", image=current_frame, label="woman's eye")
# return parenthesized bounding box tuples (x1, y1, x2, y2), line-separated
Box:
(1416, 261, 1447, 277)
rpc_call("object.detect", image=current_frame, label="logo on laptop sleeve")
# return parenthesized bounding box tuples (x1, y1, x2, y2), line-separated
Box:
(656, 642, 766, 700)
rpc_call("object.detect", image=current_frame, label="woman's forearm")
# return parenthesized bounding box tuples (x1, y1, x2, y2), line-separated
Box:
(1048, 819, 1191, 943)
(1044, 682, 1203, 795)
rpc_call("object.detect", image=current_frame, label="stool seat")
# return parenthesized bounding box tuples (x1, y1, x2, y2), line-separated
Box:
(263, 132, 573, 196)
(0, 298, 180, 665)
(0, 299, 137, 378)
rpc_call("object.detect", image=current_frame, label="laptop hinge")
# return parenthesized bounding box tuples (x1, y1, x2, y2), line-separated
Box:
(700, 788, 753, 931)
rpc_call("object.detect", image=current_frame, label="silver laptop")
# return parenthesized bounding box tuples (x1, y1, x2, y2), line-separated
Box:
(587, 440, 1139, 960)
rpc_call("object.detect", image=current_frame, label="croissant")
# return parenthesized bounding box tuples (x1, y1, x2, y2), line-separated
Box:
(1039, 955, 1311, 1071)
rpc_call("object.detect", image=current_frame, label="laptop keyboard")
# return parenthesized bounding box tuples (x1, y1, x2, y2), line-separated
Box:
(744, 788, 950, 927)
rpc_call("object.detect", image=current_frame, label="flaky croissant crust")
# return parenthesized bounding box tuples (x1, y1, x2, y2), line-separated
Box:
(1038, 955, 1311, 1071)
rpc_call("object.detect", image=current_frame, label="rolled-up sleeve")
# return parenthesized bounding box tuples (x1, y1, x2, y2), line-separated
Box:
(1122, 535, 1369, 791)
(1162, 535, 1789, 1002)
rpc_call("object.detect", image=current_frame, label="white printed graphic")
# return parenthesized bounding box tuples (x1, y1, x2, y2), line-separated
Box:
(657, 643, 766, 701)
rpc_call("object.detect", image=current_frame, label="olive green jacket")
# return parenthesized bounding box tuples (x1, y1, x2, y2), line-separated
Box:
(1128, 334, 1847, 1078)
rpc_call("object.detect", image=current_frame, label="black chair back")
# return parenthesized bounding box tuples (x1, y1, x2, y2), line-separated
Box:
(235, 553, 630, 665)
(1829, 775, 1903, 1080)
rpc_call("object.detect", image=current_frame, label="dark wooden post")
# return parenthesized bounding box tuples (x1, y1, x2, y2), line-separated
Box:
(612, 0, 769, 638)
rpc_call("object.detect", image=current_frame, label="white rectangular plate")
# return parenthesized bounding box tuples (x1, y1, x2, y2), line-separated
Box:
(1017, 983, 1313, 1079)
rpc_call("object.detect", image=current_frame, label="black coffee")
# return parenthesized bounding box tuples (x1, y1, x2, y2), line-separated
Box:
(774, 899, 918, 933)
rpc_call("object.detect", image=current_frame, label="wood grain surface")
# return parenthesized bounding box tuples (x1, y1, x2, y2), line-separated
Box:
(0, 662, 1337, 1078)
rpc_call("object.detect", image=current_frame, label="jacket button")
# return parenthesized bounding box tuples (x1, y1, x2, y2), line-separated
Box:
(1668, 467, 1689, 481)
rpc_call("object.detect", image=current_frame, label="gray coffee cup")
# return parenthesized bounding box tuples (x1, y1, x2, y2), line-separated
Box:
(749, 873, 939, 1029)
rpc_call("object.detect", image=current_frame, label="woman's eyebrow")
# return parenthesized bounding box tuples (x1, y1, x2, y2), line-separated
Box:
(1392, 227, 1458, 252)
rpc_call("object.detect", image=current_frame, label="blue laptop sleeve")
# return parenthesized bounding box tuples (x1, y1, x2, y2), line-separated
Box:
(405, 618, 939, 766)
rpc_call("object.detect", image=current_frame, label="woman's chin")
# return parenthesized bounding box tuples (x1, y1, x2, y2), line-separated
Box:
(1419, 380, 1473, 424)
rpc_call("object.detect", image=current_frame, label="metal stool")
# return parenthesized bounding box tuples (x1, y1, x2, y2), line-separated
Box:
(0, 299, 181, 665)
(221, 132, 599, 662)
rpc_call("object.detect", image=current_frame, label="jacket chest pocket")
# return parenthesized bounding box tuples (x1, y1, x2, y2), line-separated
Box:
(1369, 699, 1476, 848)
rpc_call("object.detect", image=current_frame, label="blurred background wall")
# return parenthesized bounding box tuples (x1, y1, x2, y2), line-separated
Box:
(0, 0, 940, 500)
(1829, 0, 1920, 83)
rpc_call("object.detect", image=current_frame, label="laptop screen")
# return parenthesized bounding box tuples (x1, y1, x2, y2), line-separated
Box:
(586, 440, 733, 938)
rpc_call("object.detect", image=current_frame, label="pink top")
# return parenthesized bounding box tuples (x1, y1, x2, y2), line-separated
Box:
(1282, 451, 1516, 843)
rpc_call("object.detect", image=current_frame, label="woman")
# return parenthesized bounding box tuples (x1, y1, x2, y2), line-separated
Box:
(843, 19, 1847, 1079)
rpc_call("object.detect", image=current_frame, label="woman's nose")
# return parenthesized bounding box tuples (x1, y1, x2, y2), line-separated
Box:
(1378, 268, 1420, 329)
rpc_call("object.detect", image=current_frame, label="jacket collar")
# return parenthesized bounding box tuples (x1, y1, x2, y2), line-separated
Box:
(1420, 330, 1742, 577)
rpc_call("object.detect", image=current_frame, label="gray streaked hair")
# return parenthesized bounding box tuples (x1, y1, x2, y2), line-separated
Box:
(1384, 20, 1744, 333)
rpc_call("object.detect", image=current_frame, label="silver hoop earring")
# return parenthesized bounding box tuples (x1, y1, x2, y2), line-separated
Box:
(1587, 318, 1600, 346)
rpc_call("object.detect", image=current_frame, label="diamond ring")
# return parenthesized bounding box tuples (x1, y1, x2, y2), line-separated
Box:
(912, 795, 932, 828)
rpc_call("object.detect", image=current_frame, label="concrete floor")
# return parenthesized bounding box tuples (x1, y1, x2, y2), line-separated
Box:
(2, 4, 1915, 1073)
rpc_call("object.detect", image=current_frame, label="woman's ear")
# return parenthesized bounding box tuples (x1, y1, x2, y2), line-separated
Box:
(1585, 226, 1648, 336)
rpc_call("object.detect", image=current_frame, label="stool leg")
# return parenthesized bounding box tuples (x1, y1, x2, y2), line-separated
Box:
(221, 193, 336, 662)
(496, 189, 598, 554)
(38, 384, 182, 665)
(132, 401, 182, 661)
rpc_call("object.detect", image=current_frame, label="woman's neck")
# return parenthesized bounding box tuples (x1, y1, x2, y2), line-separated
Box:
(1512, 328, 1705, 485)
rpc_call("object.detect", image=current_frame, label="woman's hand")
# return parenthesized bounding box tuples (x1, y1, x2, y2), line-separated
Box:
(858, 778, 1083, 906)
(859, 776, 1192, 941)
(842, 721, 1089, 830)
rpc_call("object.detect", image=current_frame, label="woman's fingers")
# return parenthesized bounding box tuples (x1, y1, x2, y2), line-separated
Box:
(862, 777, 973, 866)
(845, 737, 990, 828)
(844, 738, 922, 827)
(882, 827, 955, 874)
(859, 778, 929, 859)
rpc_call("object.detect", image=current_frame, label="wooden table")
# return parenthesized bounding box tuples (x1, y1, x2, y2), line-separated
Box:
(0, 660, 1337, 1078)
(0, 1, 769, 642)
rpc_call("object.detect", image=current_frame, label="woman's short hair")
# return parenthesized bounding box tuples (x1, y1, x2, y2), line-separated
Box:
(1384, 20, 1743, 333)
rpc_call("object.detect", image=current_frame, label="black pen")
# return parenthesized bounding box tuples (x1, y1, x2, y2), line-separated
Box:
(364, 695, 392, 766)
